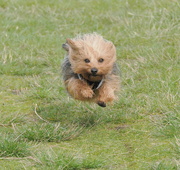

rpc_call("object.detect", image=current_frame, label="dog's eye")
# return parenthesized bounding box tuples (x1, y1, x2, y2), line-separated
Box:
(98, 58, 104, 63)
(84, 59, 90, 63)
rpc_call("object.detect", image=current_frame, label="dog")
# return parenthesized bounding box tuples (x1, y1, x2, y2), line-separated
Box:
(62, 33, 120, 107)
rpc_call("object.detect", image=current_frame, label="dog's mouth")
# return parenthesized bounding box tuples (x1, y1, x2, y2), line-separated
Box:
(90, 71, 101, 77)
(88, 74, 103, 81)
(79, 73, 103, 82)
(89, 73, 101, 78)
(91, 74, 98, 77)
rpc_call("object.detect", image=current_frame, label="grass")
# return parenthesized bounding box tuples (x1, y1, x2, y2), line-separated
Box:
(30, 148, 103, 170)
(0, 0, 179, 169)
(0, 134, 30, 157)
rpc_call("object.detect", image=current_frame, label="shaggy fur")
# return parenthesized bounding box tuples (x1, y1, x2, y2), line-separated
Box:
(62, 33, 120, 107)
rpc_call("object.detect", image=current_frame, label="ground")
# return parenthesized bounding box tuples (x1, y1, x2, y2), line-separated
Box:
(0, 0, 179, 169)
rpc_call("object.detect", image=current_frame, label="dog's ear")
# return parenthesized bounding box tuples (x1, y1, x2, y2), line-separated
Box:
(66, 39, 81, 50)
(62, 43, 69, 51)
(107, 42, 115, 51)
(106, 42, 116, 57)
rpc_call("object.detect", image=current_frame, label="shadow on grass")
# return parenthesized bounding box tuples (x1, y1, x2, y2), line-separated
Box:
(15, 101, 103, 143)
(17, 98, 135, 143)
(17, 123, 83, 142)
(34, 95, 135, 126)
(35, 102, 105, 127)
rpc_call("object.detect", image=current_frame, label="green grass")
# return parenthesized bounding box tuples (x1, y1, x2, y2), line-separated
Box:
(0, 134, 30, 157)
(0, 0, 179, 169)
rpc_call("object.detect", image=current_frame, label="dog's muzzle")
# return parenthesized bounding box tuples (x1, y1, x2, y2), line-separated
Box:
(91, 68, 98, 76)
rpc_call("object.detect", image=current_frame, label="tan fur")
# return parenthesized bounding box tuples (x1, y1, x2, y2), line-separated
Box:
(62, 33, 120, 107)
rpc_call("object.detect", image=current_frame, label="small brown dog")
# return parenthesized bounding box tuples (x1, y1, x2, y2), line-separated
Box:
(62, 33, 120, 107)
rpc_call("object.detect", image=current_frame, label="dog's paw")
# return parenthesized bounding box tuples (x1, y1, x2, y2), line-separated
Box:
(97, 101, 106, 107)
(81, 89, 94, 98)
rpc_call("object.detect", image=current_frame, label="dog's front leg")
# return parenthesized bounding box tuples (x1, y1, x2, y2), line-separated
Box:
(65, 77, 94, 100)
(96, 82, 116, 107)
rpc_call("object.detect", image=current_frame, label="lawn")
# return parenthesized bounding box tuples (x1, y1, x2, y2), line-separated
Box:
(0, 0, 179, 169)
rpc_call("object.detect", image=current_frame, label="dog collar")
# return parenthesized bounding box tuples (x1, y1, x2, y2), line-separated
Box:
(77, 74, 104, 90)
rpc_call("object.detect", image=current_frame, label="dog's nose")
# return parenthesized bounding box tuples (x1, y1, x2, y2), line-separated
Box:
(91, 68, 98, 75)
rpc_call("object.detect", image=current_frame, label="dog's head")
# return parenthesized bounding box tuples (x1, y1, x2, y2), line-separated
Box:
(63, 34, 116, 81)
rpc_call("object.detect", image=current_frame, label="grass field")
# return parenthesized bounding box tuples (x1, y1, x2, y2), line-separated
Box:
(0, 0, 180, 169)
